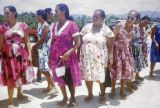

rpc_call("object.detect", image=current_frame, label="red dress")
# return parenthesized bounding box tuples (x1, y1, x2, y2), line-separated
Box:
(0, 22, 32, 87)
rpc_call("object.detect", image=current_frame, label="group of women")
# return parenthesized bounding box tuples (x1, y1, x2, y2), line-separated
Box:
(0, 3, 160, 108)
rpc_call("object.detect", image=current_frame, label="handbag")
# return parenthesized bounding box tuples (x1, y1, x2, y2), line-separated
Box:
(55, 60, 66, 77)
(55, 60, 73, 85)
(31, 48, 39, 67)
(63, 67, 73, 85)
(25, 66, 35, 83)
(103, 67, 111, 87)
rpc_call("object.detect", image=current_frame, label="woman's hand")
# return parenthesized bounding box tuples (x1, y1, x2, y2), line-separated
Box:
(155, 43, 159, 49)
(61, 50, 72, 61)
(32, 44, 37, 56)
(107, 59, 113, 68)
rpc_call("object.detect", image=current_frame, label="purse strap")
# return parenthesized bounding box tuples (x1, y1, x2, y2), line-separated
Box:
(56, 59, 65, 67)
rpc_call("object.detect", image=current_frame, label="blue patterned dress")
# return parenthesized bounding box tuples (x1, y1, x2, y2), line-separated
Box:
(37, 22, 51, 72)
(150, 24, 160, 62)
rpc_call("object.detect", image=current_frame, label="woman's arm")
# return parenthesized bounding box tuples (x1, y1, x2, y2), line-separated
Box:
(151, 26, 159, 48)
(0, 34, 4, 52)
(24, 32, 32, 62)
(106, 37, 114, 60)
(34, 25, 49, 47)
(61, 35, 81, 61)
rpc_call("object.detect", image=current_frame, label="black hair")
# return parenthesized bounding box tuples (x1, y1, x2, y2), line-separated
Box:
(4, 5, 18, 18)
(56, 3, 71, 20)
(142, 15, 151, 21)
(95, 9, 106, 20)
(36, 9, 47, 21)
(44, 8, 52, 14)
(69, 16, 74, 21)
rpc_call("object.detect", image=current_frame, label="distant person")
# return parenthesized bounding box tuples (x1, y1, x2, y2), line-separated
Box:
(149, 23, 160, 77)
(49, 3, 81, 106)
(140, 16, 151, 67)
(131, 11, 150, 85)
(32, 9, 57, 94)
(0, 6, 32, 107)
(80, 9, 114, 102)
(44, 8, 53, 25)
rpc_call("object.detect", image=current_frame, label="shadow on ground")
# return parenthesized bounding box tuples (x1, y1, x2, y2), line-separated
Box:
(0, 98, 31, 108)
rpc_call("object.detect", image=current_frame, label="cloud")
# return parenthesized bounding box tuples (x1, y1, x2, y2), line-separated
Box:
(0, 0, 160, 15)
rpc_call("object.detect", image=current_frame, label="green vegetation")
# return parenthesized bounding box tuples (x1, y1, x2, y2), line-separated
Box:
(0, 13, 121, 29)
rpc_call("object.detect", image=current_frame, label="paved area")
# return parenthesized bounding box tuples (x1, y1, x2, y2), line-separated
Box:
(0, 63, 160, 108)
(1, 39, 160, 108)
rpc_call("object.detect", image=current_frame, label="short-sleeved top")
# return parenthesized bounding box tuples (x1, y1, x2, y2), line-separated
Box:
(81, 23, 114, 38)
(80, 23, 114, 64)
(50, 20, 80, 65)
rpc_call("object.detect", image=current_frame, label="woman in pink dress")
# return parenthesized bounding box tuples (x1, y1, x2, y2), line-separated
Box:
(110, 10, 135, 99)
(0, 6, 32, 107)
(49, 3, 81, 106)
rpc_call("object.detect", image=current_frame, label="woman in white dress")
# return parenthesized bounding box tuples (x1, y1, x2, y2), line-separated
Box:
(80, 9, 114, 102)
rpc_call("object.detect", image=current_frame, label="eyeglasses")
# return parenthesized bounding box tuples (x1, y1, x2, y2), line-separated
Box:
(127, 16, 136, 21)
(93, 15, 101, 19)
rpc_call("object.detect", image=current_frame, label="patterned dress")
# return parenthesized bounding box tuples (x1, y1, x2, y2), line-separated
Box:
(141, 28, 148, 67)
(37, 22, 51, 72)
(150, 24, 160, 62)
(132, 25, 145, 73)
(0, 22, 31, 87)
(80, 24, 114, 82)
(111, 25, 134, 80)
(50, 20, 81, 86)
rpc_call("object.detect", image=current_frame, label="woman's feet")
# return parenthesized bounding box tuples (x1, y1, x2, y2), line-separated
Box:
(57, 97, 68, 106)
(68, 97, 76, 107)
(47, 87, 58, 95)
(17, 94, 28, 99)
(126, 82, 133, 93)
(84, 95, 93, 103)
(109, 90, 116, 99)
(8, 105, 17, 108)
(42, 87, 51, 93)
(130, 82, 138, 90)
(136, 76, 144, 80)
(149, 71, 154, 77)
(120, 89, 126, 100)
(99, 92, 106, 102)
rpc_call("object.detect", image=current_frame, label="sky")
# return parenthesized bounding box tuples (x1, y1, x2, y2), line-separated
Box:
(0, 0, 160, 16)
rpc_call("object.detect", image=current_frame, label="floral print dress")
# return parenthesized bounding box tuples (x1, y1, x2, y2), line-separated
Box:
(0, 22, 31, 87)
(37, 22, 51, 72)
(111, 25, 134, 80)
(80, 24, 114, 82)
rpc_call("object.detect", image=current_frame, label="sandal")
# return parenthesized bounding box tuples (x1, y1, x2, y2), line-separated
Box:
(130, 82, 138, 90)
(8, 105, 17, 108)
(42, 88, 51, 93)
(57, 98, 68, 106)
(109, 90, 116, 99)
(47, 87, 58, 95)
(136, 76, 144, 80)
(84, 95, 93, 103)
(126, 82, 133, 93)
(149, 73, 154, 77)
(120, 90, 126, 100)
(99, 92, 106, 102)
(17, 94, 28, 99)
(68, 97, 76, 107)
